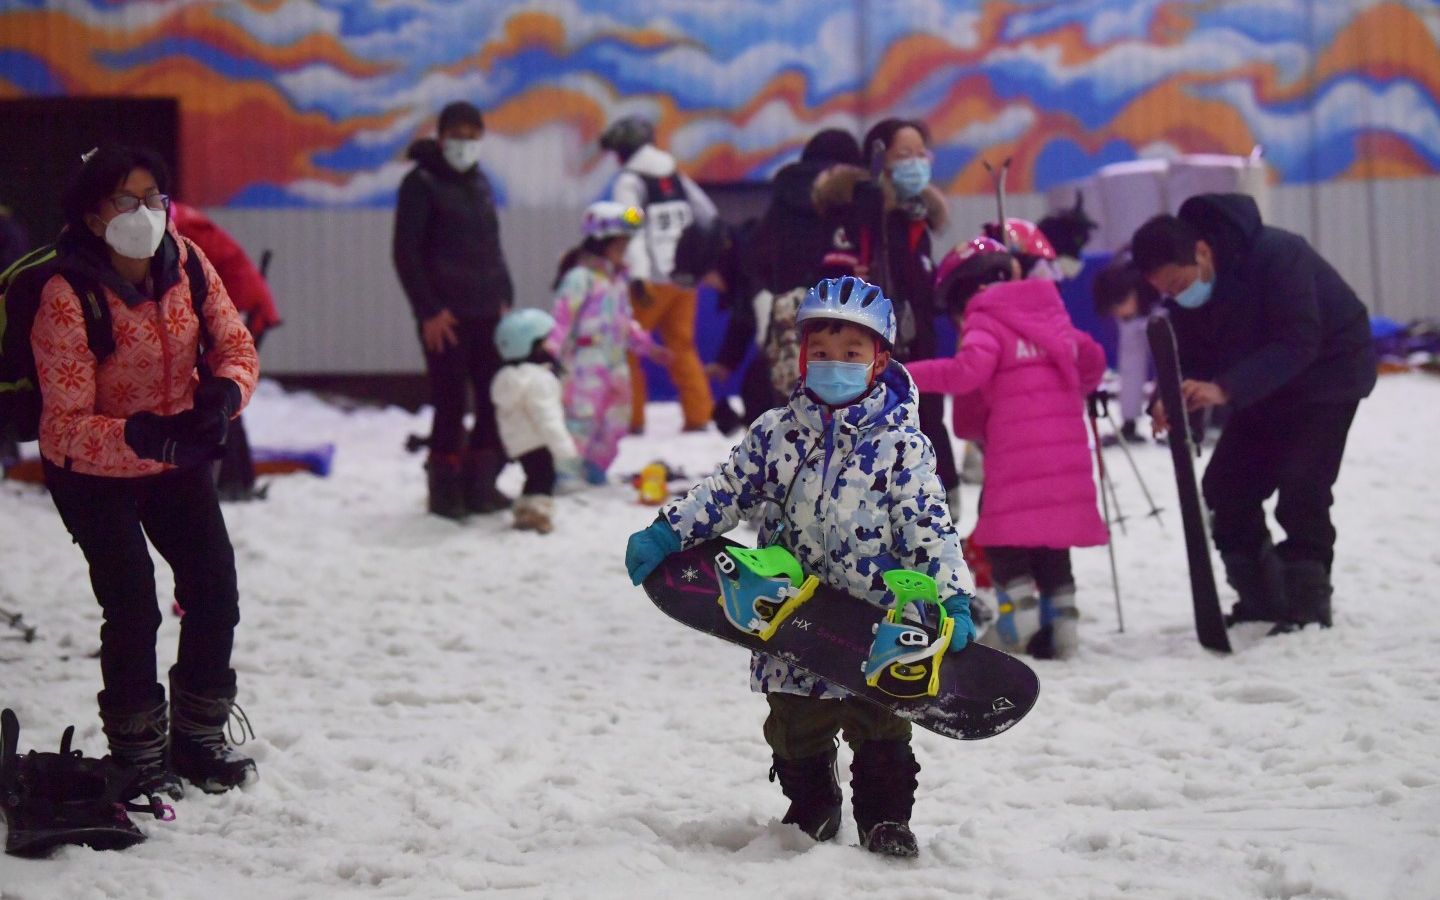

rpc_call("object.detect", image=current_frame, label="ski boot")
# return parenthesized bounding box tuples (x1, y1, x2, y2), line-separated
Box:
(1269, 559, 1334, 635)
(463, 449, 512, 514)
(1027, 586, 1079, 660)
(426, 454, 468, 520)
(169, 671, 258, 794)
(98, 688, 184, 803)
(987, 575, 1041, 653)
(861, 570, 955, 699)
(769, 748, 842, 842)
(1222, 540, 1286, 627)
(851, 739, 920, 859)
(714, 545, 818, 640)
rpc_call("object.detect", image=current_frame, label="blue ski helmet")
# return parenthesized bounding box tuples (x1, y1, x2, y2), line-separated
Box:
(796, 276, 896, 346)
(494, 308, 557, 362)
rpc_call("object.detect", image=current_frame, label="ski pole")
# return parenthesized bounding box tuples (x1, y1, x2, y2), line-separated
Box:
(1087, 405, 1126, 633)
(1101, 405, 1165, 525)
(0, 605, 37, 643)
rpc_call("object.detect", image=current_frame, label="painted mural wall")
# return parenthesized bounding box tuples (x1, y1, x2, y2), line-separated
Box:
(3, 0, 1439, 209)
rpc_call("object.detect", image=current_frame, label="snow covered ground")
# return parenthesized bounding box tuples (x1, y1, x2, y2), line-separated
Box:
(3, 374, 1439, 899)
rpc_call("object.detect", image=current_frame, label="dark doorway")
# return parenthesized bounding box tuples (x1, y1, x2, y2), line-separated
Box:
(0, 97, 179, 249)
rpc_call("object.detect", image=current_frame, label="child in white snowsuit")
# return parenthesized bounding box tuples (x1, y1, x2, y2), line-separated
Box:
(490, 308, 579, 533)
(548, 202, 666, 485)
(624, 277, 975, 859)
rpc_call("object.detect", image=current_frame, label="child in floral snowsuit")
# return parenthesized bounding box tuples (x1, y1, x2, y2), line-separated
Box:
(548, 202, 666, 484)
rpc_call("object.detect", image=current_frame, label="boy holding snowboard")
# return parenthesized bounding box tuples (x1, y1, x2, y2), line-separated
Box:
(624, 276, 977, 858)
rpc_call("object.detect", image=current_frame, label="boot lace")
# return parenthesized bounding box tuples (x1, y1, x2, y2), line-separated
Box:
(172, 691, 255, 749)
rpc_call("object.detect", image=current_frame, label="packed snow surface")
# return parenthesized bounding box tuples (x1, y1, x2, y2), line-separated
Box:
(3, 374, 1438, 899)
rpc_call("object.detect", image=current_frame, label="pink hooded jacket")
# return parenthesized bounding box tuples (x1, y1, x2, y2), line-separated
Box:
(906, 279, 1108, 549)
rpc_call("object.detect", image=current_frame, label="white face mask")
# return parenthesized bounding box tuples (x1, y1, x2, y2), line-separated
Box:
(104, 206, 167, 260)
(442, 138, 482, 172)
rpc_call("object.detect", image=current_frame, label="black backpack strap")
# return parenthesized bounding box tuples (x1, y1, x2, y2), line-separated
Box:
(180, 238, 215, 378)
(56, 270, 115, 364)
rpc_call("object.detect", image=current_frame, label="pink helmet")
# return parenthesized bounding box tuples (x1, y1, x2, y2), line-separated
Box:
(934, 237, 1007, 290)
(986, 218, 1057, 260)
(934, 236, 1015, 314)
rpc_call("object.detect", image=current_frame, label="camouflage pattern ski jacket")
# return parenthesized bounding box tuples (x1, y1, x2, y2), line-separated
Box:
(659, 360, 975, 698)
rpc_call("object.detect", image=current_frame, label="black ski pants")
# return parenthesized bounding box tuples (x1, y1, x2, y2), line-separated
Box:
(421, 315, 503, 458)
(44, 459, 240, 710)
(986, 546, 1074, 594)
(1202, 399, 1360, 568)
(517, 448, 556, 496)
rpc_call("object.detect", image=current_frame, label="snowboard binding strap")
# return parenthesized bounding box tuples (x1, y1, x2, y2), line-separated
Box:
(862, 570, 955, 699)
(715, 546, 818, 640)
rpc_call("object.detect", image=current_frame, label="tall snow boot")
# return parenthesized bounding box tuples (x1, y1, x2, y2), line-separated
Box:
(1270, 559, 1333, 635)
(98, 687, 183, 802)
(1028, 585, 1079, 660)
(463, 448, 512, 514)
(768, 748, 843, 842)
(986, 575, 1041, 653)
(851, 739, 920, 858)
(1222, 539, 1286, 626)
(426, 454, 468, 520)
(169, 671, 257, 794)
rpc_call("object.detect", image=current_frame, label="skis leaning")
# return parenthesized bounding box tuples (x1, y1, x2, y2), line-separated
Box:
(1146, 316, 1231, 653)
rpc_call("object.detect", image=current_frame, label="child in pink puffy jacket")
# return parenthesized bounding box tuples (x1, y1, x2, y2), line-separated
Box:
(907, 241, 1108, 659)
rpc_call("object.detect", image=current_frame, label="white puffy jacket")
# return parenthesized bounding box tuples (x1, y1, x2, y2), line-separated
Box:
(490, 363, 579, 463)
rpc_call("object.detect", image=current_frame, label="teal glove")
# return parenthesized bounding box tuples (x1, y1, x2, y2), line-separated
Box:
(625, 519, 682, 585)
(942, 594, 976, 653)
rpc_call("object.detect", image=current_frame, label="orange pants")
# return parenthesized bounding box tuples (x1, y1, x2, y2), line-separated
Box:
(628, 281, 713, 431)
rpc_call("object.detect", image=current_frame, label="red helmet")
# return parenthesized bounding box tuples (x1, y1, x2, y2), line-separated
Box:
(986, 218, 1056, 260)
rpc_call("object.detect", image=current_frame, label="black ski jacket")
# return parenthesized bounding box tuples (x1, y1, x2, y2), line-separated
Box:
(750, 158, 831, 295)
(392, 139, 514, 322)
(1170, 193, 1375, 410)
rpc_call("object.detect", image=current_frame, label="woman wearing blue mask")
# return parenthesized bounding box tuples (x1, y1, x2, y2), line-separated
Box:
(857, 118, 960, 517)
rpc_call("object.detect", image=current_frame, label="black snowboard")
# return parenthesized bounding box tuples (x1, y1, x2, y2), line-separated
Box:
(1146, 316, 1231, 653)
(643, 538, 1040, 740)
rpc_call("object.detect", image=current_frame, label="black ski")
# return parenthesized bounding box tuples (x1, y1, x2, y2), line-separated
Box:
(1146, 315, 1231, 653)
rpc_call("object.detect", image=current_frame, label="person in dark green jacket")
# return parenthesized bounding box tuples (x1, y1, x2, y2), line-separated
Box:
(1131, 193, 1376, 634)
(393, 101, 515, 519)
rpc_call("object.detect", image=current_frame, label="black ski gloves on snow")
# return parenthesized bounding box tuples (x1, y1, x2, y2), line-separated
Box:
(124, 377, 240, 467)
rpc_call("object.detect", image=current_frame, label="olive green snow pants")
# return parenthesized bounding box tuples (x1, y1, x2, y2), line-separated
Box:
(763, 693, 911, 760)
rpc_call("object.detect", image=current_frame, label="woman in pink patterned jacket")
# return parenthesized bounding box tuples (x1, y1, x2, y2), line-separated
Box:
(31, 146, 260, 803)
(906, 257, 1107, 661)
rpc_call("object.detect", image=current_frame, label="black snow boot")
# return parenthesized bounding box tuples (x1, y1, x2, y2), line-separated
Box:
(169, 671, 257, 794)
(1269, 559, 1334, 635)
(426, 454, 468, 520)
(98, 687, 183, 802)
(1221, 539, 1287, 626)
(769, 748, 842, 841)
(850, 739, 920, 858)
(462, 448, 512, 514)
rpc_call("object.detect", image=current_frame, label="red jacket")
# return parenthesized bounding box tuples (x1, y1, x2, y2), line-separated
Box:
(31, 226, 260, 478)
(171, 202, 281, 339)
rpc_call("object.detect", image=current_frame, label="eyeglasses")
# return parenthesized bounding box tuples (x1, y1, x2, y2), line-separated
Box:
(107, 193, 169, 214)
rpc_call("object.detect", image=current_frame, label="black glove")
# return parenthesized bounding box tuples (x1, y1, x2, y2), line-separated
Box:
(124, 412, 225, 467)
(174, 377, 242, 446)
